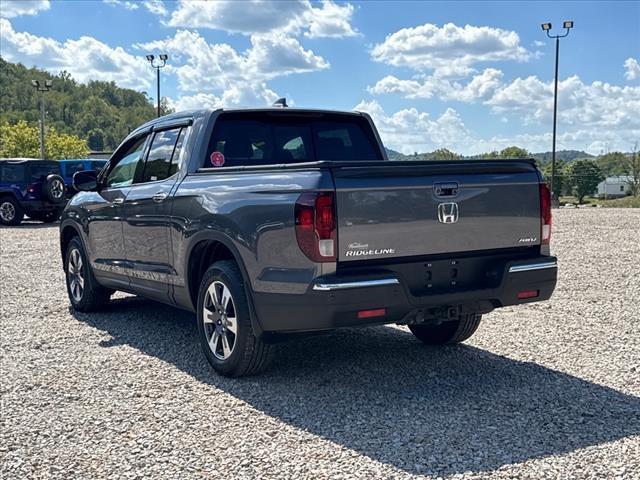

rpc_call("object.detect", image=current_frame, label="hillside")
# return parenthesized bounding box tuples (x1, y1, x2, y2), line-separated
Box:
(0, 58, 169, 151)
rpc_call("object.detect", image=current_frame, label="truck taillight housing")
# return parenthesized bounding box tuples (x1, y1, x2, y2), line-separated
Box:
(540, 183, 552, 245)
(295, 192, 336, 262)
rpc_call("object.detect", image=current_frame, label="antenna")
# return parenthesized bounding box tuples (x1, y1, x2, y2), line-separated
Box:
(272, 98, 288, 108)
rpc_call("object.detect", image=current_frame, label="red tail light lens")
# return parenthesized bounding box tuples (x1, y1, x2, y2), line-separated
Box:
(540, 183, 552, 245)
(27, 184, 36, 194)
(295, 192, 336, 262)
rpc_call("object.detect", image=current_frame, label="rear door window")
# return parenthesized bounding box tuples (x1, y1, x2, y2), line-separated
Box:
(206, 113, 383, 167)
(140, 128, 182, 183)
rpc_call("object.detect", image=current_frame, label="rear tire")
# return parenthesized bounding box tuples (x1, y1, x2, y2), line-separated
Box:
(409, 314, 482, 345)
(65, 237, 112, 312)
(197, 260, 273, 377)
(0, 197, 23, 226)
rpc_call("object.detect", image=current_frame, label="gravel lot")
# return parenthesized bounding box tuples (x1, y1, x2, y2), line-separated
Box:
(1, 208, 639, 479)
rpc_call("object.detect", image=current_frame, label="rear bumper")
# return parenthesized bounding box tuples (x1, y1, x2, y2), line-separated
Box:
(252, 256, 557, 333)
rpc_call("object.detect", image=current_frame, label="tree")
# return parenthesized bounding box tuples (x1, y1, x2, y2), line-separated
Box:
(624, 142, 640, 196)
(430, 148, 461, 160)
(0, 120, 89, 159)
(499, 146, 530, 159)
(542, 159, 567, 198)
(566, 159, 604, 204)
(597, 151, 628, 176)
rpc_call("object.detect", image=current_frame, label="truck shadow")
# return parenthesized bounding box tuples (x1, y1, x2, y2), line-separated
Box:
(73, 296, 640, 476)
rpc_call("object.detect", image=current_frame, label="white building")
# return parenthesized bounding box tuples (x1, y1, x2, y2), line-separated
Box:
(597, 175, 633, 198)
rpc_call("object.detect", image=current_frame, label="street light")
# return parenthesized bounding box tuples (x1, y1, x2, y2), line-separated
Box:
(541, 20, 573, 202)
(31, 79, 53, 160)
(146, 54, 168, 117)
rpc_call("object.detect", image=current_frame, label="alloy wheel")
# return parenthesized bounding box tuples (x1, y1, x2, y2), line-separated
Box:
(51, 179, 65, 199)
(68, 248, 85, 302)
(203, 280, 238, 360)
(0, 202, 15, 222)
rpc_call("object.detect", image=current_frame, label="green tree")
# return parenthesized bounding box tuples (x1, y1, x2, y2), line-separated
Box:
(597, 152, 628, 176)
(624, 143, 639, 196)
(428, 148, 461, 160)
(0, 120, 89, 159)
(566, 159, 604, 204)
(542, 159, 567, 197)
(499, 146, 530, 159)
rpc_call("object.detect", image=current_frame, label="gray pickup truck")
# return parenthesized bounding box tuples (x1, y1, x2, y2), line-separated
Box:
(60, 105, 557, 377)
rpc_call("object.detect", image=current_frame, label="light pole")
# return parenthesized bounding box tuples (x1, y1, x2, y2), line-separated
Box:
(31, 79, 53, 160)
(146, 54, 168, 117)
(541, 21, 573, 201)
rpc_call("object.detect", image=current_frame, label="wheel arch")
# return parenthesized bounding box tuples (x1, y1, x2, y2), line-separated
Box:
(60, 222, 83, 265)
(185, 231, 264, 337)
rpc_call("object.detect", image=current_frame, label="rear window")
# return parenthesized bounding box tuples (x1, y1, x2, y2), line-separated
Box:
(65, 162, 87, 176)
(205, 112, 382, 168)
(29, 163, 61, 181)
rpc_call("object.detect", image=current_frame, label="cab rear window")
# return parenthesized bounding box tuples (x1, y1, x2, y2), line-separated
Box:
(206, 112, 383, 168)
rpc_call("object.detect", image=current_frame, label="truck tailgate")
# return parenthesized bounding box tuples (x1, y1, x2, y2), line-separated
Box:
(332, 160, 542, 262)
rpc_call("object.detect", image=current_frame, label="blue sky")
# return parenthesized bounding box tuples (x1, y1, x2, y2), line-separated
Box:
(1, 0, 639, 155)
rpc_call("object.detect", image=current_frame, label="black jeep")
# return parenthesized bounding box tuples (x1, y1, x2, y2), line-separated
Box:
(0, 159, 67, 226)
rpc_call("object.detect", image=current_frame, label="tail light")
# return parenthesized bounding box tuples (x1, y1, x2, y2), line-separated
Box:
(27, 184, 36, 194)
(295, 192, 336, 262)
(540, 183, 552, 245)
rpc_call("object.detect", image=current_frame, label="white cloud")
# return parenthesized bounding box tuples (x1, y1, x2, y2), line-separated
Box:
(624, 57, 640, 81)
(354, 99, 472, 154)
(353, 100, 639, 156)
(369, 68, 504, 102)
(306, 1, 358, 38)
(487, 75, 640, 130)
(371, 22, 531, 72)
(167, 0, 357, 38)
(103, 0, 139, 11)
(0, 18, 153, 90)
(143, 0, 167, 16)
(134, 29, 327, 105)
(0, 0, 49, 18)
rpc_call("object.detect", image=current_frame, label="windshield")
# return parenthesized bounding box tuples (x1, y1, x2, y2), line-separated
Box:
(206, 112, 383, 168)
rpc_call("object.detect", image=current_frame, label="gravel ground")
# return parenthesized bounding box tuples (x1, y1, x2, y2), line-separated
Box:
(1, 208, 639, 479)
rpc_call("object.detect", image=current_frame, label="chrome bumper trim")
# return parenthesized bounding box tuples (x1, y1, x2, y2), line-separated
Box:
(509, 261, 558, 273)
(312, 278, 400, 291)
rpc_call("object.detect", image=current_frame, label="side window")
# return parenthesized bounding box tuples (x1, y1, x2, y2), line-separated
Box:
(140, 128, 181, 183)
(106, 136, 147, 188)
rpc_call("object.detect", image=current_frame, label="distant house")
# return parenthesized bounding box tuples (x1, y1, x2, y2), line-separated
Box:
(597, 175, 633, 198)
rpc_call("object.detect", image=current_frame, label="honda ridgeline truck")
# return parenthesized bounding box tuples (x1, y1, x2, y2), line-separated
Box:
(60, 105, 557, 377)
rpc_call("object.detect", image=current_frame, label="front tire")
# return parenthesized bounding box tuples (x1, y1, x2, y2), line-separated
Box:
(197, 260, 273, 377)
(65, 237, 111, 312)
(0, 198, 24, 226)
(409, 314, 482, 345)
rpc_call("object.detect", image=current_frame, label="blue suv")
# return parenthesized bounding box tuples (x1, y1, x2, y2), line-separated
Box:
(58, 159, 107, 191)
(0, 159, 67, 225)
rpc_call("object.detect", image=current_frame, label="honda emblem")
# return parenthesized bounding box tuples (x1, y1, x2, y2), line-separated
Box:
(437, 202, 459, 224)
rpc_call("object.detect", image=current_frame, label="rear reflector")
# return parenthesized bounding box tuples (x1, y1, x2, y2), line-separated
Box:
(517, 290, 539, 299)
(357, 308, 386, 319)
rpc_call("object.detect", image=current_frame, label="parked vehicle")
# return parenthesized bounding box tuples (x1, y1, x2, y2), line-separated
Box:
(58, 159, 108, 189)
(60, 106, 558, 377)
(0, 159, 67, 225)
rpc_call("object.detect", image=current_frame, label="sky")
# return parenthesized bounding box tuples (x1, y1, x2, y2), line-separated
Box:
(1, 0, 639, 155)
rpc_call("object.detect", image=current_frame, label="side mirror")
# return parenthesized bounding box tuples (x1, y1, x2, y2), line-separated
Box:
(73, 170, 98, 192)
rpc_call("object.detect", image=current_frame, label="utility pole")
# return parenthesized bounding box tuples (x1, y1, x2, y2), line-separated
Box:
(541, 21, 573, 204)
(146, 54, 168, 117)
(31, 79, 53, 160)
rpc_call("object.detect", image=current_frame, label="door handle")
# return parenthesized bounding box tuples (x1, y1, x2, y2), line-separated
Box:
(152, 192, 168, 203)
(112, 197, 124, 205)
